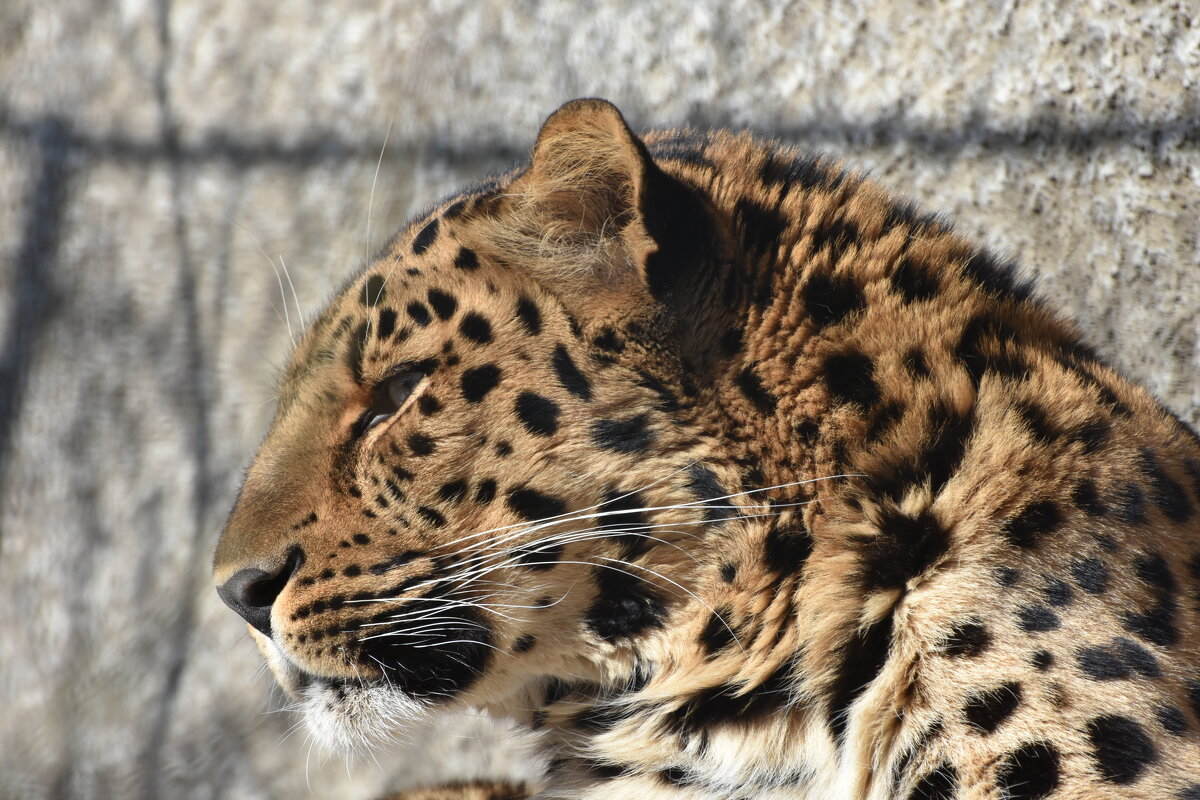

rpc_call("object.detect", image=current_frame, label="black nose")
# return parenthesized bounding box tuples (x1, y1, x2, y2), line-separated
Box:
(216, 547, 304, 636)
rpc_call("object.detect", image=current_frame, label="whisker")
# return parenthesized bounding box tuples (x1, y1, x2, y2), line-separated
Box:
(364, 116, 394, 300)
(278, 253, 305, 330)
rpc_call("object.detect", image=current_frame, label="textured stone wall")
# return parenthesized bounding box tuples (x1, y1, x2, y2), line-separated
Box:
(1, 1, 1197, 797)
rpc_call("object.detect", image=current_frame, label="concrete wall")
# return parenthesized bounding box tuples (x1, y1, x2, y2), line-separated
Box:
(1, 1, 1197, 796)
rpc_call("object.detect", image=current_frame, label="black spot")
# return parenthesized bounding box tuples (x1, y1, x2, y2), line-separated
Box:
(512, 634, 536, 654)
(763, 523, 814, 575)
(515, 392, 561, 437)
(407, 432, 435, 456)
(416, 506, 446, 527)
(1121, 553, 1180, 647)
(1015, 401, 1061, 446)
(1044, 577, 1073, 607)
(513, 540, 563, 571)
(720, 562, 737, 582)
(461, 364, 501, 402)
(1124, 602, 1180, 647)
(593, 327, 625, 352)
(1136, 553, 1177, 593)
(494, 441, 512, 457)
(1112, 482, 1148, 525)
(828, 615, 894, 743)
(649, 132, 715, 168)
(458, 312, 492, 344)
(1156, 705, 1188, 736)
(734, 197, 787, 259)
(474, 479, 496, 504)
(411, 218, 439, 254)
(376, 308, 397, 339)
(352, 533, 370, 545)
(1087, 714, 1158, 784)
(661, 664, 791, 738)
(1141, 449, 1194, 522)
(996, 742, 1060, 800)
(942, 621, 991, 658)
(866, 402, 905, 443)
(591, 414, 654, 453)
(1076, 636, 1165, 680)
(369, 551, 423, 575)
(1187, 457, 1200, 500)
(1000, 500, 1063, 550)
(824, 350, 880, 408)
(1072, 479, 1107, 516)
(1031, 650, 1054, 671)
(415, 394, 442, 416)
(406, 301, 432, 327)
(890, 258, 940, 304)
(735, 365, 778, 413)
(803, 272, 865, 328)
(698, 607, 736, 658)
(686, 464, 734, 522)
(904, 348, 930, 379)
(1017, 606, 1060, 632)
(1070, 557, 1109, 595)
(453, 247, 479, 271)
(719, 326, 743, 356)
(762, 151, 843, 191)
(362, 274, 386, 306)
(1182, 786, 1200, 800)
(506, 488, 567, 521)
(860, 509, 950, 593)
(585, 565, 665, 642)
(515, 296, 541, 335)
(923, 404, 978, 495)
(427, 289, 457, 320)
(597, 490, 650, 559)
(1072, 419, 1111, 454)
(963, 681, 1022, 734)
(552, 344, 592, 400)
(954, 313, 1022, 388)
(345, 322, 368, 381)
(343, 564, 361, 578)
(438, 480, 468, 504)
(906, 763, 956, 800)
(959, 249, 1032, 302)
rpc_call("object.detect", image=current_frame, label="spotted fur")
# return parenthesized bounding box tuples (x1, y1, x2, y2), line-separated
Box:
(214, 100, 1200, 799)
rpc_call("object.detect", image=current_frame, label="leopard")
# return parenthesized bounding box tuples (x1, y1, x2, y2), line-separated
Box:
(214, 98, 1200, 799)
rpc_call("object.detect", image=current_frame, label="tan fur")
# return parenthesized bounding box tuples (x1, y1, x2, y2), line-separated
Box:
(215, 100, 1200, 799)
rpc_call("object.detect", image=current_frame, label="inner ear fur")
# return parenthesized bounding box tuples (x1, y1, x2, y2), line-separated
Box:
(469, 99, 719, 311)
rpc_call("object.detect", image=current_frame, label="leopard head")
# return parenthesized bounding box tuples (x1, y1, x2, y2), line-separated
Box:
(213, 100, 754, 749)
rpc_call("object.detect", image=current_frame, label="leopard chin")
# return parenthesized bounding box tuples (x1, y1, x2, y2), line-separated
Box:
(298, 679, 429, 753)
(248, 626, 429, 752)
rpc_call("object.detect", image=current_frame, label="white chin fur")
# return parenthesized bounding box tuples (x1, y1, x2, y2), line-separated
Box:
(300, 680, 430, 753)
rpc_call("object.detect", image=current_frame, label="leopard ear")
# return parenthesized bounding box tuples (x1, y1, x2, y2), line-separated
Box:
(476, 99, 720, 308)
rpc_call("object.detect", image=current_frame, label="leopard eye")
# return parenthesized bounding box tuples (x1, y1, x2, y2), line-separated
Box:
(358, 371, 424, 435)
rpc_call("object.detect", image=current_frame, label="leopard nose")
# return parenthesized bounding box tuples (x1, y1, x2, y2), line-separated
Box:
(215, 547, 304, 636)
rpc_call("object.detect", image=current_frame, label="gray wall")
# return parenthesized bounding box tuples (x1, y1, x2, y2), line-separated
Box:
(1, 1, 1197, 797)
